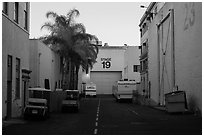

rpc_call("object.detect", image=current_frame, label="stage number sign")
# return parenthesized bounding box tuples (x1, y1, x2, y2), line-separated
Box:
(101, 58, 111, 69)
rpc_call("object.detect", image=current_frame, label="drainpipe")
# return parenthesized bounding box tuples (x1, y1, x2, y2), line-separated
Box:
(157, 24, 161, 105)
(170, 9, 176, 91)
(38, 52, 41, 87)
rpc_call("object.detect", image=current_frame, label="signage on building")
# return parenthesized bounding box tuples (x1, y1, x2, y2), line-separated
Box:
(101, 58, 111, 69)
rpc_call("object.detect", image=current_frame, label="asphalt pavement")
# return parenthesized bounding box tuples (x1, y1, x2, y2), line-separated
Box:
(2, 95, 202, 135)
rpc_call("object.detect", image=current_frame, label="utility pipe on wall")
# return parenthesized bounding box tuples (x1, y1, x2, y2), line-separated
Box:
(170, 9, 176, 91)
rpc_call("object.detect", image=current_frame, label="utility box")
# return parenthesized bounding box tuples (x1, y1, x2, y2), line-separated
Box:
(165, 91, 187, 113)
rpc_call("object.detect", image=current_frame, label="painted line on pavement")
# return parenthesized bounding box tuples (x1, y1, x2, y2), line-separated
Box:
(127, 108, 139, 116)
(94, 129, 98, 134)
(94, 99, 100, 135)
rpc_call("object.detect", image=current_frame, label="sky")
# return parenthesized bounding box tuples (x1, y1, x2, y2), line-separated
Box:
(30, 2, 150, 46)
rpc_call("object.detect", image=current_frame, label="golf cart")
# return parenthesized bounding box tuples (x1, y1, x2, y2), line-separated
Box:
(85, 82, 96, 97)
(24, 87, 51, 119)
(61, 90, 80, 112)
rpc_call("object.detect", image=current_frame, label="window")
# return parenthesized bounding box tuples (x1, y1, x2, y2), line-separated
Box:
(141, 59, 148, 72)
(24, 2, 28, 30)
(60, 56, 63, 73)
(58, 80, 61, 88)
(16, 58, 20, 99)
(2, 2, 8, 15)
(7, 55, 12, 81)
(55, 81, 57, 89)
(14, 2, 19, 23)
(133, 65, 140, 72)
(44, 79, 50, 89)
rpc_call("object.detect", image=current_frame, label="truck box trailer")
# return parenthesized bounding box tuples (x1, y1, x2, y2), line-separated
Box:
(114, 80, 136, 102)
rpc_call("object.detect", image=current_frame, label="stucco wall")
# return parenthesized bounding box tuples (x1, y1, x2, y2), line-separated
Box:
(173, 2, 202, 111)
(29, 40, 39, 87)
(6, 2, 30, 32)
(91, 47, 125, 72)
(29, 40, 62, 90)
(124, 46, 141, 82)
(148, 14, 159, 105)
(148, 2, 202, 111)
(2, 14, 30, 118)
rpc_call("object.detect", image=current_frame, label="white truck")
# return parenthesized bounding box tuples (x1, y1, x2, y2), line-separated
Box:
(114, 80, 137, 102)
(85, 82, 96, 97)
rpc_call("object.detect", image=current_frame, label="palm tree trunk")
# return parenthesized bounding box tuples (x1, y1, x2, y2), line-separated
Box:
(71, 63, 75, 89)
(75, 65, 80, 90)
(68, 60, 75, 90)
(61, 57, 66, 90)
(67, 58, 72, 89)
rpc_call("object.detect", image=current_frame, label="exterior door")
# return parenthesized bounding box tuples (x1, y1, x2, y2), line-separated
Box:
(7, 55, 12, 119)
(90, 71, 122, 94)
(157, 10, 175, 105)
(22, 80, 27, 108)
(6, 82, 12, 119)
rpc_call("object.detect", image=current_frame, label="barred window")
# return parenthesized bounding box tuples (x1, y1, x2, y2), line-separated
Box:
(7, 55, 12, 81)
(133, 65, 140, 72)
(2, 2, 8, 15)
(24, 2, 28, 30)
(14, 2, 19, 23)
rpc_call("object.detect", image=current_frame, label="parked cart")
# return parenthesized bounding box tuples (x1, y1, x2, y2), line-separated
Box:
(85, 82, 96, 97)
(24, 88, 52, 119)
(61, 90, 80, 112)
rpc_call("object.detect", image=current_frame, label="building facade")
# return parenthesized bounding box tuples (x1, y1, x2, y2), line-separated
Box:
(29, 39, 62, 90)
(29, 39, 63, 112)
(2, 2, 30, 119)
(124, 46, 141, 81)
(139, 2, 202, 112)
(86, 45, 140, 95)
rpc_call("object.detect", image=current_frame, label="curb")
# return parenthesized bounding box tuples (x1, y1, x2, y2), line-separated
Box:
(3, 118, 26, 128)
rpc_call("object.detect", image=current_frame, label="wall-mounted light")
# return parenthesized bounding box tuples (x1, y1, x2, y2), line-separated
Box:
(140, 5, 148, 8)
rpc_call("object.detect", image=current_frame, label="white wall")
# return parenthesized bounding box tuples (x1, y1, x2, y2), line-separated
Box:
(124, 46, 140, 82)
(29, 40, 62, 91)
(2, 7, 30, 118)
(173, 2, 202, 111)
(38, 42, 53, 89)
(91, 46, 141, 82)
(148, 2, 202, 111)
(91, 46, 125, 73)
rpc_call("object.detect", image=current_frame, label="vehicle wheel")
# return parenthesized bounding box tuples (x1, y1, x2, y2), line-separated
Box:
(61, 106, 65, 113)
(24, 114, 29, 120)
(43, 112, 49, 120)
(76, 103, 80, 112)
(75, 107, 79, 112)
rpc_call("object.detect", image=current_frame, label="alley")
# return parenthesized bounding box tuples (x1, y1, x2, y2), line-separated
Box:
(3, 95, 201, 135)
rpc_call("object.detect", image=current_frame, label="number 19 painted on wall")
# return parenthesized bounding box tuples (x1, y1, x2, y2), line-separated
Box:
(102, 61, 111, 69)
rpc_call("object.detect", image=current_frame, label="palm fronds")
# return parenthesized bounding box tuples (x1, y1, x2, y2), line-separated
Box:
(40, 8, 99, 89)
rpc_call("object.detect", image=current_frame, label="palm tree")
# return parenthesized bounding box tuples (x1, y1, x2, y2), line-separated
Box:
(40, 9, 99, 90)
